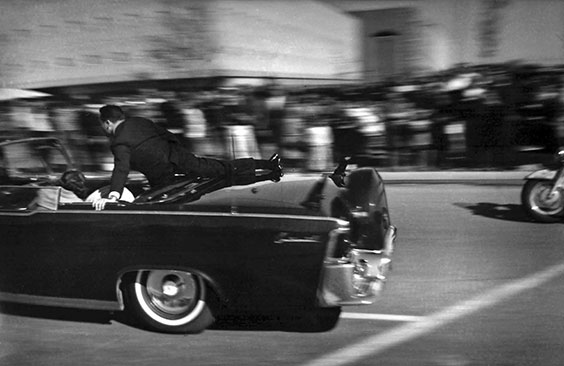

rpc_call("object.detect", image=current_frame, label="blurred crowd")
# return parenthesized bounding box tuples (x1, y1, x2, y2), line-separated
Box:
(2, 62, 564, 172)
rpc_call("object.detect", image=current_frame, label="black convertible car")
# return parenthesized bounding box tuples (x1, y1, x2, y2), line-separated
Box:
(0, 138, 397, 333)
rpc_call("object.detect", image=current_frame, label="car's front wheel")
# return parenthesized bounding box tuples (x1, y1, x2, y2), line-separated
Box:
(124, 270, 215, 333)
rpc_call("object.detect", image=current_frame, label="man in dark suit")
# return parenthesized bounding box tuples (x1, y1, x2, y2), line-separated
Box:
(93, 105, 282, 210)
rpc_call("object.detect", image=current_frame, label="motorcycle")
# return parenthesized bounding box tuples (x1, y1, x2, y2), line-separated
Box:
(521, 148, 564, 222)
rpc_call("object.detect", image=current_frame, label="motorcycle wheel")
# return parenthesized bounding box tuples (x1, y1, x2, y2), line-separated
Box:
(521, 179, 564, 223)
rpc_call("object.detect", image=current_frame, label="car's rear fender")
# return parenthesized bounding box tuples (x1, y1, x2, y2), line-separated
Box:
(340, 168, 391, 251)
(318, 224, 396, 306)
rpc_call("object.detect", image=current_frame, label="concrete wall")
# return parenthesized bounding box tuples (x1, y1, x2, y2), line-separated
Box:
(0, 1, 217, 88)
(210, 0, 362, 80)
(3, 0, 560, 88)
(351, 7, 421, 80)
(329, 0, 564, 72)
(417, 0, 564, 67)
(0, 0, 362, 89)
(496, 0, 564, 64)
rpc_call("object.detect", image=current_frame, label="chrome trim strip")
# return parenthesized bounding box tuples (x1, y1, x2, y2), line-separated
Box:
(0, 292, 121, 311)
(324, 224, 350, 257)
(274, 238, 320, 245)
(0, 209, 348, 223)
(0, 211, 38, 216)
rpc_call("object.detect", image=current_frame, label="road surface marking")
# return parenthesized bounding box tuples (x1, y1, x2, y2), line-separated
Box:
(302, 261, 564, 366)
(341, 312, 425, 322)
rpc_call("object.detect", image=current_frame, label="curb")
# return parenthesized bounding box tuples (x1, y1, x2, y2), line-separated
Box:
(285, 168, 533, 186)
(377, 170, 530, 185)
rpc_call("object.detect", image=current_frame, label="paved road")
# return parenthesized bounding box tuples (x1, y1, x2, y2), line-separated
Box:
(1, 183, 563, 366)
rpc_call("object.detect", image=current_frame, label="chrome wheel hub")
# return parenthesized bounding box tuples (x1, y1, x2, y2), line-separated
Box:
(143, 270, 198, 316)
(532, 184, 563, 214)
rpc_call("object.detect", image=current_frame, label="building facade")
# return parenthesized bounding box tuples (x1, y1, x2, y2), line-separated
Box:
(1, 0, 563, 89)
(0, 0, 362, 90)
(329, 0, 564, 80)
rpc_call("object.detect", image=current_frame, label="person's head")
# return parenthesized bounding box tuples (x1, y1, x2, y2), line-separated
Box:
(99, 105, 125, 135)
(59, 169, 88, 199)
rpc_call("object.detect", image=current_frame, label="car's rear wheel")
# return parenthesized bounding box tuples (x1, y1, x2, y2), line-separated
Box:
(124, 270, 215, 333)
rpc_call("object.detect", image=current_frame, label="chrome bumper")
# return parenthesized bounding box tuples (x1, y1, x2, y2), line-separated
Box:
(318, 225, 397, 307)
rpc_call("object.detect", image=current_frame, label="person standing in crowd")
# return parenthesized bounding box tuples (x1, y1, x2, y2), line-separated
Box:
(92, 104, 282, 210)
(180, 98, 208, 152)
(48, 101, 83, 165)
(159, 96, 186, 146)
(430, 90, 451, 168)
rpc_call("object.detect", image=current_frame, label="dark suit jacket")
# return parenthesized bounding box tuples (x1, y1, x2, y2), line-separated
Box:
(109, 116, 256, 195)
(109, 117, 180, 193)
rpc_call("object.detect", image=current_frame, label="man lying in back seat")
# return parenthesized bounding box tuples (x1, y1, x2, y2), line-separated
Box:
(28, 170, 86, 210)
(30, 170, 133, 210)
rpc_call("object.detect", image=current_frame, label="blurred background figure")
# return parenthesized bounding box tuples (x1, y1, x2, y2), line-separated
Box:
(1, 63, 562, 174)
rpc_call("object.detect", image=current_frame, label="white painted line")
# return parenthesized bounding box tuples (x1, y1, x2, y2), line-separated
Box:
(302, 261, 564, 366)
(341, 312, 425, 322)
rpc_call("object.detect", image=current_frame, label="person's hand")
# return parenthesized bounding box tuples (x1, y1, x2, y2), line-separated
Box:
(92, 196, 117, 211)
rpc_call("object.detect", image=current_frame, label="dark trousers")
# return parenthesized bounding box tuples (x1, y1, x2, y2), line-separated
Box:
(169, 143, 256, 185)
